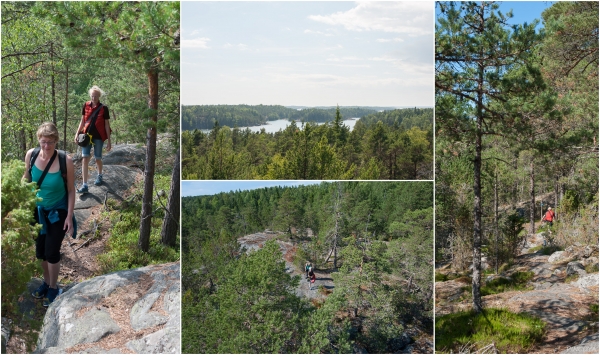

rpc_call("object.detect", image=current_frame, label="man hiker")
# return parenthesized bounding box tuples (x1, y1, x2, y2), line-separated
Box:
(542, 206, 556, 227)
(308, 268, 316, 290)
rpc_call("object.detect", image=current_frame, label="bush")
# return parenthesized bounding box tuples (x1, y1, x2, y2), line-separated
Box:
(1, 160, 41, 315)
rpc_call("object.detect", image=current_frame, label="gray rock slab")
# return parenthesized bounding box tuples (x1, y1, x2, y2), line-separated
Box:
(566, 261, 586, 276)
(46, 309, 120, 349)
(561, 333, 599, 354)
(126, 326, 180, 354)
(1, 317, 10, 354)
(130, 263, 180, 331)
(35, 263, 180, 354)
(575, 273, 599, 292)
(75, 165, 138, 209)
(548, 251, 568, 264)
(100, 144, 146, 166)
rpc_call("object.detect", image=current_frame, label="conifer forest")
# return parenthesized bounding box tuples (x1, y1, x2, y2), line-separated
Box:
(435, 2, 598, 353)
(181, 106, 433, 180)
(181, 181, 434, 353)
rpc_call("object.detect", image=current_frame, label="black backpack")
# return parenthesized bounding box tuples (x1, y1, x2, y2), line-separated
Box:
(28, 147, 68, 193)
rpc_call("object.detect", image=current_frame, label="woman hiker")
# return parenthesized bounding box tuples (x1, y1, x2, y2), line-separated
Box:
(308, 268, 316, 290)
(24, 122, 76, 306)
(305, 261, 312, 279)
(74, 85, 112, 193)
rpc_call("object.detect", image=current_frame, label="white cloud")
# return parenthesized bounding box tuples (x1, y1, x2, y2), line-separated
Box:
(237, 43, 249, 51)
(182, 37, 211, 49)
(376, 38, 405, 43)
(326, 55, 360, 62)
(308, 1, 432, 35)
(304, 29, 334, 36)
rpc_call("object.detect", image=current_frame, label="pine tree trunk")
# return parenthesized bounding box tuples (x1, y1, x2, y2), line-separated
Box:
(138, 69, 159, 252)
(494, 168, 499, 274)
(472, 56, 484, 314)
(63, 61, 69, 152)
(554, 175, 559, 220)
(161, 149, 180, 246)
(530, 158, 536, 235)
(50, 42, 57, 126)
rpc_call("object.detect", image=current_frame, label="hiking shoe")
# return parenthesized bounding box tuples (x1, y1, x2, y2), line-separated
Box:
(94, 174, 103, 186)
(43, 287, 62, 307)
(32, 281, 49, 299)
(76, 185, 88, 194)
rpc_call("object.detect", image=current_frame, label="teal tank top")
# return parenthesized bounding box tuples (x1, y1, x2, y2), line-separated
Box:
(31, 165, 65, 207)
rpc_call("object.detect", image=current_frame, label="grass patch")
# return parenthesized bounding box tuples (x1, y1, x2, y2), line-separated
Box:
(585, 263, 599, 273)
(96, 176, 179, 274)
(435, 308, 545, 353)
(481, 271, 534, 296)
(529, 245, 561, 255)
(436, 272, 466, 282)
(529, 245, 543, 253)
(435, 273, 448, 282)
(565, 274, 580, 283)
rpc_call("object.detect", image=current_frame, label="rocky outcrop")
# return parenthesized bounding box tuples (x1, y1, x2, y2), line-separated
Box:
(1, 317, 10, 354)
(35, 262, 180, 354)
(71, 144, 144, 230)
(561, 333, 599, 354)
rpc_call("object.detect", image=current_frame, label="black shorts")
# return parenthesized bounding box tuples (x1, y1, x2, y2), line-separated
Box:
(35, 209, 68, 264)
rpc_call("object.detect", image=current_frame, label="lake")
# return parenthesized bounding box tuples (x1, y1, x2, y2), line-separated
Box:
(201, 118, 360, 134)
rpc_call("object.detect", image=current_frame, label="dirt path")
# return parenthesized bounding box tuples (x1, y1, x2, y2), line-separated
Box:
(436, 232, 599, 354)
(238, 232, 335, 301)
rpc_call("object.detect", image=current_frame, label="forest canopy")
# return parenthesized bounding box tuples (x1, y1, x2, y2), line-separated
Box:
(182, 106, 433, 180)
(182, 181, 434, 353)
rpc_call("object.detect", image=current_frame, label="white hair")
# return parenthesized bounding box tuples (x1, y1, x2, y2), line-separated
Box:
(89, 85, 105, 98)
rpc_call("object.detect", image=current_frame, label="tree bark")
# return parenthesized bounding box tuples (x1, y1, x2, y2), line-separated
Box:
(50, 42, 57, 126)
(472, 47, 484, 314)
(530, 157, 536, 235)
(138, 69, 159, 252)
(161, 149, 180, 246)
(63, 60, 68, 151)
(494, 167, 499, 274)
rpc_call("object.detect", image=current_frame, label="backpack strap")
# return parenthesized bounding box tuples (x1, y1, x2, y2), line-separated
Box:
(28, 147, 41, 183)
(58, 150, 68, 194)
(83, 104, 103, 135)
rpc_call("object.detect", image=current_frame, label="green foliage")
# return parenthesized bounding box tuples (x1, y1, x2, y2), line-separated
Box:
(435, 308, 545, 353)
(182, 182, 433, 353)
(182, 241, 304, 353)
(2, 2, 180, 160)
(494, 211, 526, 267)
(1, 160, 41, 315)
(481, 272, 534, 296)
(96, 176, 179, 274)
(182, 107, 433, 180)
(561, 190, 579, 214)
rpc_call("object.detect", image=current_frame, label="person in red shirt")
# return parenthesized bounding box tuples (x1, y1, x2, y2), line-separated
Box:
(541, 206, 556, 227)
(74, 86, 112, 193)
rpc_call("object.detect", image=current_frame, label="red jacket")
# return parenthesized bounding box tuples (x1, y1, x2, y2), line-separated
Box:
(82, 101, 110, 141)
(544, 210, 555, 222)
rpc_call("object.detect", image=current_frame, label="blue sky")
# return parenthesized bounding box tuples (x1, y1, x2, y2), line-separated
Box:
(436, 1, 554, 29)
(182, 180, 325, 197)
(181, 1, 434, 107)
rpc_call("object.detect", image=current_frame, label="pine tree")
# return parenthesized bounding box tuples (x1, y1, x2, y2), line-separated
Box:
(436, 1, 542, 312)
